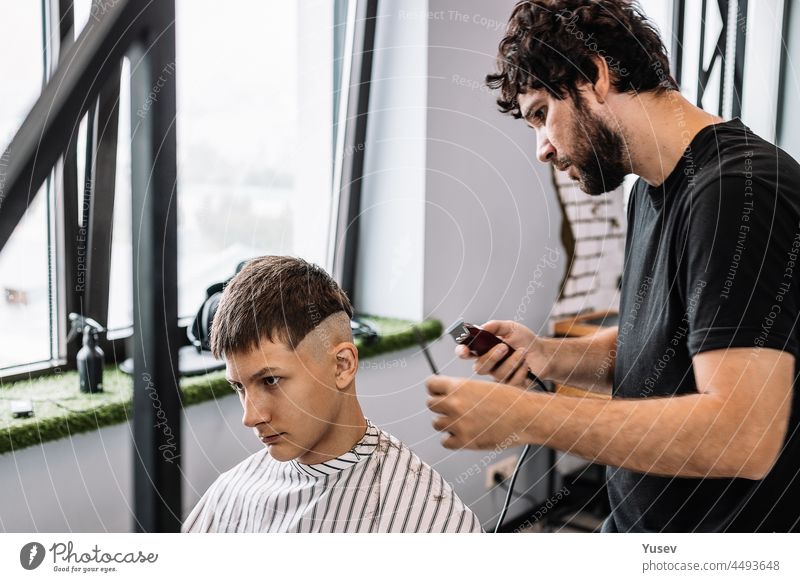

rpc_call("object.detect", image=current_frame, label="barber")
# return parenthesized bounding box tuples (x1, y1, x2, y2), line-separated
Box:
(426, 0, 800, 532)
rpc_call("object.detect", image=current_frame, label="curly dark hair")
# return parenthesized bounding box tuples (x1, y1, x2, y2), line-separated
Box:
(486, 0, 678, 118)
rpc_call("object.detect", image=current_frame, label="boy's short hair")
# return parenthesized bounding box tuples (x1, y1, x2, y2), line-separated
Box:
(210, 256, 354, 358)
(486, 0, 679, 118)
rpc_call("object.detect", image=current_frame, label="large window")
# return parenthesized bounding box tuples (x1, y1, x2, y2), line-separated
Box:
(0, 186, 51, 369)
(0, 1, 51, 369)
(1, 0, 342, 372)
(108, 0, 337, 326)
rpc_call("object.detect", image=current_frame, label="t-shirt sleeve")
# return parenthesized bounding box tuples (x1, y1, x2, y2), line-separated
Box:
(680, 174, 800, 357)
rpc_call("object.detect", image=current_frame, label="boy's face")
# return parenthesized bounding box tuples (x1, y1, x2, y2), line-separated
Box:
(224, 334, 349, 464)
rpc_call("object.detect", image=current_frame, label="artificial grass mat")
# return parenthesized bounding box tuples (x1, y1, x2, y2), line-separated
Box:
(0, 317, 442, 455)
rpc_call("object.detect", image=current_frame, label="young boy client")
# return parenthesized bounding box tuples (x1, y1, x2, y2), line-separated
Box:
(182, 256, 482, 533)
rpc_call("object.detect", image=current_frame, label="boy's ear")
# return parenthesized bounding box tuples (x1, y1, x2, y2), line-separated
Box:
(333, 343, 358, 389)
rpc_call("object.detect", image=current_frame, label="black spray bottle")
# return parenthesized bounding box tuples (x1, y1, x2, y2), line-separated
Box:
(70, 314, 105, 393)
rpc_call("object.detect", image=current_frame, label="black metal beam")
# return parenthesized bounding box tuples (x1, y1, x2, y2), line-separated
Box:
(776, 0, 794, 144)
(331, 0, 378, 304)
(695, 0, 744, 118)
(731, 0, 748, 119)
(715, 0, 729, 116)
(1, 0, 181, 530)
(129, 0, 181, 533)
(80, 101, 96, 305)
(332, 0, 349, 163)
(51, 0, 83, 365)
(696, 0, 709, 105)
(0, 0, 140, 253)
(85, 64, 121, 327)
(671, 0, 686, 86)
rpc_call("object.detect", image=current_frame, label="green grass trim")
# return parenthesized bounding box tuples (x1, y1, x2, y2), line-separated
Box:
(356, 316, 442, 359)
(0, 318, 441, 455)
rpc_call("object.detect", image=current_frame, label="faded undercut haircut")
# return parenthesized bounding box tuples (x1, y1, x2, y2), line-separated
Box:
(210, 256, 354, 358)
(486, 0, 678, 118)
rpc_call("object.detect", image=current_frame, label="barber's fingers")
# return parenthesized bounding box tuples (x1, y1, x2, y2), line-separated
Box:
(479, 320, 515, 339)
(441, 432, 461, 449)
(472, 343, 509, 375)
(476, 347, 528, 387)
(431, 414, 456, 433)
(509, 358, 533, 388)
(454, 344, 472, 359)
(473, 342, 518, 376)
(426, 395, 451, 414)
(482, 320, 537, 352)
(425, 374, 455, 396)
(495, 349, 530, 385)
(431, 415, 462, 448)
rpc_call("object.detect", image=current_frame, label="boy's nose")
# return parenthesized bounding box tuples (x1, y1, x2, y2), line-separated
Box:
(241, 393, 270, 428)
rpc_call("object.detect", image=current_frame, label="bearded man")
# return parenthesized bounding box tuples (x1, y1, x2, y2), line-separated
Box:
(426, 0, 800, 532)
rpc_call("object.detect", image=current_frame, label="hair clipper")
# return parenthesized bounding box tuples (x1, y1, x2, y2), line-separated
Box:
(446, 319, 549, 391)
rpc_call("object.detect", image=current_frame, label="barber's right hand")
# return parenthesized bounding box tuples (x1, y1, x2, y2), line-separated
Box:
(455, 320, 544, 389)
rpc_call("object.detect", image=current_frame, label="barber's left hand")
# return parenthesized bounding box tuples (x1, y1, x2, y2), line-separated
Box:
(425, 375, 533, 449)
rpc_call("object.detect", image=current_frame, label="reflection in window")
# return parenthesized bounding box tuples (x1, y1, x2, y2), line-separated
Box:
(1, 1, 338, 353)
(107, 60, 133, 331)
(0, 1, 51, 369)
(173, 0, 335, 318)
(0, 188, 52, 368)
(0, 0, 44, 151)
(106, 1, 337, 326)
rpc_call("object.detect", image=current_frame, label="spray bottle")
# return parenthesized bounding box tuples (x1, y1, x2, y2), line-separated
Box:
(69, 314, 105, 393)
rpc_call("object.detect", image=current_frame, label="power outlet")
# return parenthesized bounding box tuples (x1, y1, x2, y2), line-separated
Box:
(485, 455, 518, 489)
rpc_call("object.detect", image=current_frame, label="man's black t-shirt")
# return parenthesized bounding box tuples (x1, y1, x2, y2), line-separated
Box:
(607, 118, 800, 532)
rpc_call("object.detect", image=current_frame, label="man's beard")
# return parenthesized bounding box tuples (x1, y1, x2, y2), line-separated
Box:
(557, 107, 629, 196)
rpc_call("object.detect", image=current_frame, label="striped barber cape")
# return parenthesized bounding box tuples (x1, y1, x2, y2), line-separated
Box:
(182, 420, 483, 533)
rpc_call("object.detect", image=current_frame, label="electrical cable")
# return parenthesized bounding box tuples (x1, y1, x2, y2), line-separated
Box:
(494, 471, 539, 505)
(414, 327, 548, 533)
(494, 443, 531, 533)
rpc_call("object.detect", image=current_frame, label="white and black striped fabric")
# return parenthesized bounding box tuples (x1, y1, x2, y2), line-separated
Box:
(182, 420, 483, 533)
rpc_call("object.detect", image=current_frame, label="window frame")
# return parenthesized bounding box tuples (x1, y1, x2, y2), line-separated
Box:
(1, 0, 365, 380)
(776, 0, 795, 148)
(0, 0, 124, 380)
(329, 0, 378, 304)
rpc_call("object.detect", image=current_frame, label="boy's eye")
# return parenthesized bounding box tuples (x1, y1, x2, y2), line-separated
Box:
(262, 376, 281, 387)
(533, 107, 546, 124)
(229, 382, 244, 394)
